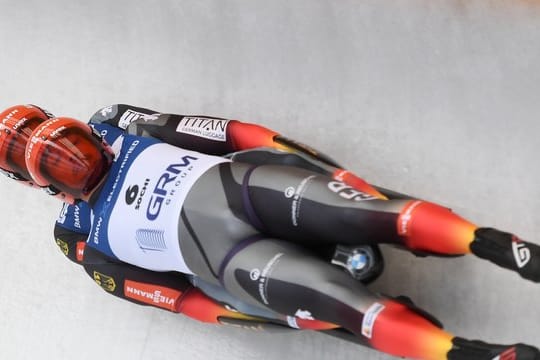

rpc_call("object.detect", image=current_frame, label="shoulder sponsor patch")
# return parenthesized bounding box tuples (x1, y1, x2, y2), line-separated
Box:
(176, 117, 229, 142)
(100, 106, 113, 117)
(119, 109, 160, 129)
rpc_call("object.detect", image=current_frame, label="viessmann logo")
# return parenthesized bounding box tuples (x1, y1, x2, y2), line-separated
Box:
(123, 280, 181, 311)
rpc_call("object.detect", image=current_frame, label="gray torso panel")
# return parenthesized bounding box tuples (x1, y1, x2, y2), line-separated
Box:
(179, 162, 258, 283)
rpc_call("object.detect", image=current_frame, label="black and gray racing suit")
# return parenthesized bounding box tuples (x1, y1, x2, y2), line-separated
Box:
(56, 104, 540, 360)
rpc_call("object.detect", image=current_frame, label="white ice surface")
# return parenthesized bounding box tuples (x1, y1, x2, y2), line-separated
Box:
(0, 1, 539, 359)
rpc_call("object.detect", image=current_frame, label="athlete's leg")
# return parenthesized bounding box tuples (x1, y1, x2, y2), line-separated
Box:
(219, 238, 539, 360)
(180, 162, 385, 283)
(244, 164, 540, 282)
(180, 162, 539, 357)
(245, 164, 472, 251)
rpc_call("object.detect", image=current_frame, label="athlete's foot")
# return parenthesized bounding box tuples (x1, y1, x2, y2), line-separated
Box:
(470, 228, 540, 283)
(447, 337, 540, 360)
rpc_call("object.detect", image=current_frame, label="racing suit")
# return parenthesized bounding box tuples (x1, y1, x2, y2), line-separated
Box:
(52, 104, 540, 360)
(54, 104, 390, 329)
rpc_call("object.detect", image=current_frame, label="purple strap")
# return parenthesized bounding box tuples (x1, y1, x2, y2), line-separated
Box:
(241, 165, 266, 231)
(218, 234, 263, 285)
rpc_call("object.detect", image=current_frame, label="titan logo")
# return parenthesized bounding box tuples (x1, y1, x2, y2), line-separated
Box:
(119, 109, 159, 129)
(176, 117, 229, 141)
(181, 117, 227, 132)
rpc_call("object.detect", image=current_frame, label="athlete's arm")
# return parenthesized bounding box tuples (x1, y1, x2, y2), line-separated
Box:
(89, 104, 335, 160)
(89, 104, 389, 199)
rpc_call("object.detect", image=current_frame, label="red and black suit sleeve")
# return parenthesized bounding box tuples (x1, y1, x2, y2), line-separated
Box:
(90, 104, 392, 199)
(90, 104, 341, 161)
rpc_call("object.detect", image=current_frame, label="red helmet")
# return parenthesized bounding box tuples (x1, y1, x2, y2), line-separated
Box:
(25, 117, 114, 202)
(0, 104, 52, 182)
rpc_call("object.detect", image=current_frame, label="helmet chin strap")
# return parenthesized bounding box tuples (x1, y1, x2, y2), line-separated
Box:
(42, 184, 76, 204)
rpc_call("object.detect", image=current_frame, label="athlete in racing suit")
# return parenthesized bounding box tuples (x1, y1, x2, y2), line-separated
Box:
(2, 104, 349, 329)
(0, 104, 386, 334)
(54, 104, 387, 332)
(1, 104, 540, 360)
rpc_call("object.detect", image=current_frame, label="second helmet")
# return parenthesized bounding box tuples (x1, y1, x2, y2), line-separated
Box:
(25, 117, 114, 202)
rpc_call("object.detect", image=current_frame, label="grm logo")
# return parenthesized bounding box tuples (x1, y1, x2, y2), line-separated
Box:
(146, 155, 197, 220)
